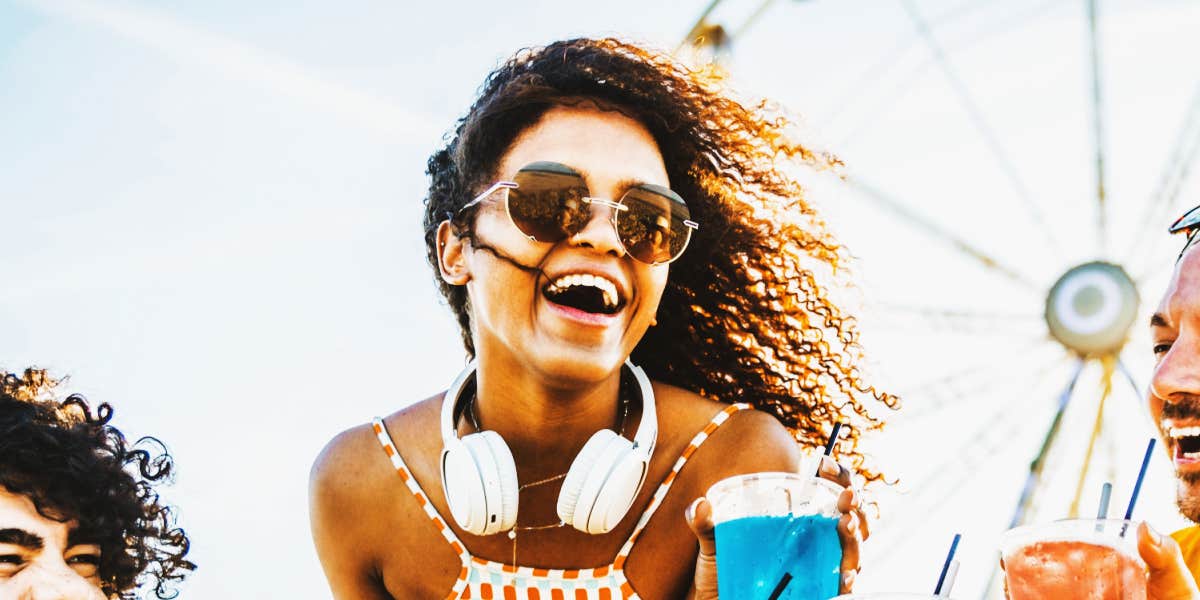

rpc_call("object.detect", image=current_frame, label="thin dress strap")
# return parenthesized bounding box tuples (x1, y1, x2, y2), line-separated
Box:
(371, 417, 471, 598)
(612, 403, 749, 567)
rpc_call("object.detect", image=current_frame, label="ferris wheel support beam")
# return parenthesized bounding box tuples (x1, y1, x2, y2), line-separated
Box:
(981, 359, 1086, 599)
(1067, 356, 1116, 518)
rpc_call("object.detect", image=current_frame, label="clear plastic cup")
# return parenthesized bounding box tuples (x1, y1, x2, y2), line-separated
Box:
(1000, 519, 1147, 600)
(707, 472, 843, 600)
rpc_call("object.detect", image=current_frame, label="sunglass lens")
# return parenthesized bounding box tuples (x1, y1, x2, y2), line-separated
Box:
(508, 163, 590, 242)
(618, 184, 693, 264)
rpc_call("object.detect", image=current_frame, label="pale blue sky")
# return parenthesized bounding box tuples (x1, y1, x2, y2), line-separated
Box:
(2, 1, 1198, 597)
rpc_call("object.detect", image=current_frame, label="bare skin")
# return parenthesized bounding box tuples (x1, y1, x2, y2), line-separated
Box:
(310, 106, 865, 599)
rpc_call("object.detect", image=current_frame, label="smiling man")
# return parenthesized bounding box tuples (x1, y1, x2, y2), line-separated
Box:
(0, 369, 193, 599)
(1147, 205, 1200, 595)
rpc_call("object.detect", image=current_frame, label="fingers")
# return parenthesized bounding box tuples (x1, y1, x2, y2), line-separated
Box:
(1138, 521, 1200, 600)
(837, 510, 861, 593)
(837, 487, 871, 541)
(686, 496, 717, 557)
(819, 455, 854, 488)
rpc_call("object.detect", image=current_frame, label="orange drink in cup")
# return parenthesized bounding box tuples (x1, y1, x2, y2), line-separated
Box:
(1000, 519, 1146, 600)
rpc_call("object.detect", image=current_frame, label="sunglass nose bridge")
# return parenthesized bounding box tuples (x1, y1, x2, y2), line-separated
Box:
(582, 197, 629, 212)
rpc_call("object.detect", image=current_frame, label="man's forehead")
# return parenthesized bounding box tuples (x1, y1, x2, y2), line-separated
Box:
(1157, 246, 1200, 323)
(0, 488, 75, 546)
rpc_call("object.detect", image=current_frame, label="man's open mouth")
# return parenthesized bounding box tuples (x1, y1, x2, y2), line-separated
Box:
(542, 273, 625, 315)
(1169, 425, 1200, 461)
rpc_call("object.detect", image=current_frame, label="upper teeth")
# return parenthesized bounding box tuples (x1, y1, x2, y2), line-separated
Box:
(546, 273, 619, 309)
(1170, 425, 1200, 439)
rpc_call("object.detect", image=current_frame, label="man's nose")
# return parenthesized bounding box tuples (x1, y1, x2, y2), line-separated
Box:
(18, 563, 105, 600)
(1151, 333, 1200, 402)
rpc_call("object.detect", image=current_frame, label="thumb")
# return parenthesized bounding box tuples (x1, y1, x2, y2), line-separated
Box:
(686, 497, 717, 557)
(1138, 521, 1200, 600)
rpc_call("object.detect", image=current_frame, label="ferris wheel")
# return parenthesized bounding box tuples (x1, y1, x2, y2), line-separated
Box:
(679, 0, 1200, 596)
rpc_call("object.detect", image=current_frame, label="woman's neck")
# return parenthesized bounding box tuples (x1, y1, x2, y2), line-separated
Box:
(469, 353, 626, 471)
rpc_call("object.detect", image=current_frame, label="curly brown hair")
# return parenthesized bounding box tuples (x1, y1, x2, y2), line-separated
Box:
(422, 38, 899, 482)
(0, 368, 194, 598)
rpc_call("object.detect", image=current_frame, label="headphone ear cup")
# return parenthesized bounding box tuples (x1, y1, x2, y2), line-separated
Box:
(441, 437, 488, 535)
(459, 432, 518, 536)
(558, 430, 642, 534)
(475, 430, 518, 533)
(556, 431, 614, 528)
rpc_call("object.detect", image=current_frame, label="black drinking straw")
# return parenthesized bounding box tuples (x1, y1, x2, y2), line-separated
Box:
(814, 423, 844, 477)
(767, 572, 793, 600)
(933, 533, 962, 595)
(1124, 439, 1156, 521)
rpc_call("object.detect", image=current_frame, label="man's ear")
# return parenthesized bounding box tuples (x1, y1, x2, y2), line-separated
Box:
(437, 221, 471, 285)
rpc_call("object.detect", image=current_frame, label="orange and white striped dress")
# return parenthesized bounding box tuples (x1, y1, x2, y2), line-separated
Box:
(371, 403, 747, 600)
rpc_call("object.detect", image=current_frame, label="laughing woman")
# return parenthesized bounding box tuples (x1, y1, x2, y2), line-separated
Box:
(309, 38, 897, 599)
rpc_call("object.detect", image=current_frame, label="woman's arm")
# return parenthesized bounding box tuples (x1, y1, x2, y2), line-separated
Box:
(309, 428, 395, 600)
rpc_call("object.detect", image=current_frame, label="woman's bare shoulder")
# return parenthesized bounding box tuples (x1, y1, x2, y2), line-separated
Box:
(653, 383, 802, 484)
(309, 395, 443, 512)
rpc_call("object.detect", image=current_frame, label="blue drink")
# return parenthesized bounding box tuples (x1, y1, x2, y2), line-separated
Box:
(707, 473, 843, 600)
(715, 514, 841, 600)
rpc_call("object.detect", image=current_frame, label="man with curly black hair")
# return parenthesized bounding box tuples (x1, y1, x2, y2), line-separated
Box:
(0, 369, 194, 599)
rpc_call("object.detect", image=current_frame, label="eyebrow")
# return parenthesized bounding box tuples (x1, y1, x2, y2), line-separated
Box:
(66, 527, 99, 548)
(0, 528, 44, 550)
(1151, 313, 1171, 328)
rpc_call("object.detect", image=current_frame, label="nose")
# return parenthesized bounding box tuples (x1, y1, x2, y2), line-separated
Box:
(17, 563, 105, 600)
(1150, 332, 1200, 403)
(569, 198, 625, 258)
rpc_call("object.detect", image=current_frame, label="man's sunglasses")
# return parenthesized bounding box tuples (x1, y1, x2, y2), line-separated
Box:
(454, 161, 699, 265)
(1170, 205, 1200, 262)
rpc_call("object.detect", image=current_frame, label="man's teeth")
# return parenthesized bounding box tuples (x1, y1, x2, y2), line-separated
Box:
(546, 273, 619, 308)
(1169, 426, 1200, 439)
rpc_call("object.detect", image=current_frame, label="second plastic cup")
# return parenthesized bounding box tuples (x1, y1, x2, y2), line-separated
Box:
(707, 472, 843, 600)
(1000, 519, 1147, 600)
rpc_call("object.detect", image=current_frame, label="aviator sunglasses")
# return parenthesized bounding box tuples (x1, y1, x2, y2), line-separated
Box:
(455, 161, 699, 265)
(1170, 204, 1200, 262)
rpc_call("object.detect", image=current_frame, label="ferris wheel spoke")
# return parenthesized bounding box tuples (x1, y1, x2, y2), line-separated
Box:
(872, 303, 1042, 336)
(900, 0, 1062, 255)
(1125, 78, 1200, 268)
(870, 355, 1069, 564)
(897, 343, 1064, 421)
(845, 176, 1043, 291)
(1116, 356, 1145, 399)
(1085, 0, 1109, 256)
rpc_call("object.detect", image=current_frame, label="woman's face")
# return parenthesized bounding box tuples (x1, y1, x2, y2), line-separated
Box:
(445, 105, 672, 384)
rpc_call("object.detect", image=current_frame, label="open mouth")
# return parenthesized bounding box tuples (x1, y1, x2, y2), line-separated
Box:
(542, 273, 624, 315)
(1169, 425, 1200, 462)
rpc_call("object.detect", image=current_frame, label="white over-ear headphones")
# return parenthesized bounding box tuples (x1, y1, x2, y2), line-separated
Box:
(439, 359, 658, 536)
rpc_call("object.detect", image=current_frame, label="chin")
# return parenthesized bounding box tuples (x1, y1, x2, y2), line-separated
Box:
(533, 348, 625, 385)
(1178, 475, 1200, 523)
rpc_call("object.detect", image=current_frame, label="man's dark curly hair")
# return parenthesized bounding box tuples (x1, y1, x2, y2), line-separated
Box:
(0, 369, 194, 598)
(422, 38, 899, 482)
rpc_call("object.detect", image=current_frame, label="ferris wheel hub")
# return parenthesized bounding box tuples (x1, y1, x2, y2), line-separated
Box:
(1044, 261, 1139, 357)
